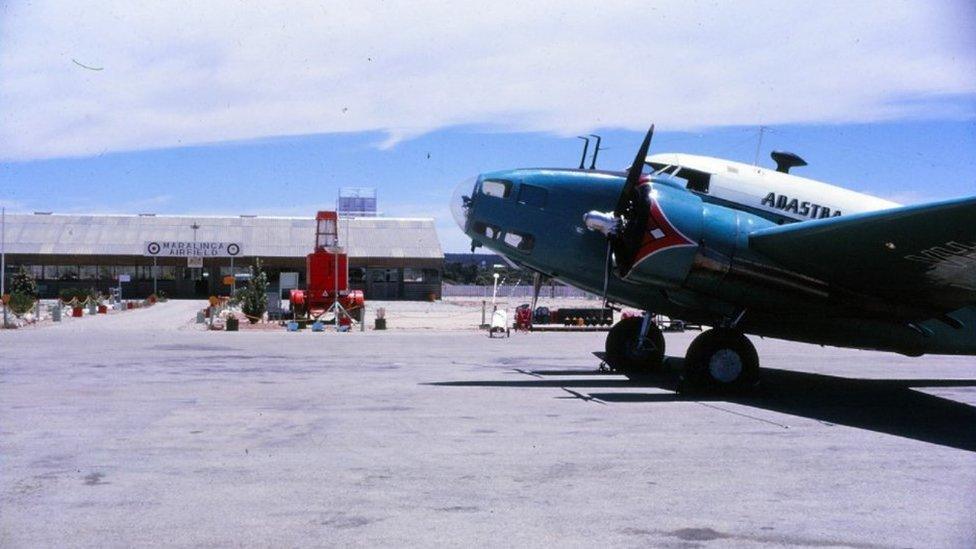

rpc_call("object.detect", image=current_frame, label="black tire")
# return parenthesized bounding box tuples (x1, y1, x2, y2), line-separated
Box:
(681, 329, 759, 392)
(605, 317, 665, 376)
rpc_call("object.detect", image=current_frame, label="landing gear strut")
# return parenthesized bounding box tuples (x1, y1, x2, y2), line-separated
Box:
(680, 328, 759, 392)
(605, 313, 664, 376)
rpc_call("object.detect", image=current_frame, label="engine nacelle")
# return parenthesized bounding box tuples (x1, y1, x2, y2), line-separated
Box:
(617, 182, 703, 288)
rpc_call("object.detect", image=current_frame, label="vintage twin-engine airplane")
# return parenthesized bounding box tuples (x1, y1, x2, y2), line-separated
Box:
(451, 126, 976, 391)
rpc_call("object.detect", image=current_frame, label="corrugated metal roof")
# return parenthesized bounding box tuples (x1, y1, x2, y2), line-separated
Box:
(1, 214, 443, 259)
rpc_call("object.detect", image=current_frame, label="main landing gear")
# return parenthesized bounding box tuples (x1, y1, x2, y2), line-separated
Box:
(605, 313, 665, 375)
(605, 315, 759, 392)
(680, 328, 759, 392)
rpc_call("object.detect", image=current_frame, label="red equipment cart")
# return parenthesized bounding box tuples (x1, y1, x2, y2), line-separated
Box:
(289, 211, 365, 322)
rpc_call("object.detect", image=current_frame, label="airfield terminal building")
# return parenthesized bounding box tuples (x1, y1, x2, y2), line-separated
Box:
(1, 213, 443, 300)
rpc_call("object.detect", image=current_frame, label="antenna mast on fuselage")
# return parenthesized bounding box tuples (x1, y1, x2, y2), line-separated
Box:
(753, 125, 767, 166)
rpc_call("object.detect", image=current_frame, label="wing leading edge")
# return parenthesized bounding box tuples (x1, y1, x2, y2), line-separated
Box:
(749, 196, 976, 313)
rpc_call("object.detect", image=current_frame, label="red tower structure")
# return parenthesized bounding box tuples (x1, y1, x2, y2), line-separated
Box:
(289, 211, 365, 322)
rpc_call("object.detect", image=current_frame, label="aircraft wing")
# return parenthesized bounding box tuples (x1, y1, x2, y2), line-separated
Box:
(749, 196, 976, 313)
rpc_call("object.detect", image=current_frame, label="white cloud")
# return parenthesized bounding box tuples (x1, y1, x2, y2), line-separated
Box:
(1, 0, 974, 161)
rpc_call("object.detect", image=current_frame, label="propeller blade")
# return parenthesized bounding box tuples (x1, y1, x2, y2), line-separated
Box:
(614, 125, 654, 216)
(602, 240, 612, 306)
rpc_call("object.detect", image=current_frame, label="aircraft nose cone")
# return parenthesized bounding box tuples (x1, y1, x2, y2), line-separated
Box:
(451, 176, 477, 233)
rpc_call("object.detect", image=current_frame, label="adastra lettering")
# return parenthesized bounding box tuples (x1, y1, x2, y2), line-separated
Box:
(761, 192, 841, 219)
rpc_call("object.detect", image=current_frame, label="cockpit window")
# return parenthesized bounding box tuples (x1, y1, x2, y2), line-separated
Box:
(517, 184, 548, 208)
(646, 162, 711, 194)
(480, 179, 512, 198)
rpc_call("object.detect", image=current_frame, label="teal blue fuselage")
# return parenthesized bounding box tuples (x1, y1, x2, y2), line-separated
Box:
(459, 169, 976, 356)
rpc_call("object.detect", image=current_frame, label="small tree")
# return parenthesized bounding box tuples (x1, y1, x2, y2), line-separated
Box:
(8, 292, 35, 316)
(11, 266, 37, 297)
(239, 259, 269, 323)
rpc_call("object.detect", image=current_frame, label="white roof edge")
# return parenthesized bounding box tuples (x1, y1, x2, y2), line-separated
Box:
(4, 212, 436, 222)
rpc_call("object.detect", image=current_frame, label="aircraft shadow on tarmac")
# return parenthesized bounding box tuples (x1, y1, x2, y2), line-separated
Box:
(427, 357, 976, 453)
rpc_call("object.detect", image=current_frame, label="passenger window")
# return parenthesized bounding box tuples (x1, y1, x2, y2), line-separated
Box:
(517, 184, 548, 207)
(503, 231, 535, 252)
(473, 221, 502, 240)
(480, 179, 511, 198)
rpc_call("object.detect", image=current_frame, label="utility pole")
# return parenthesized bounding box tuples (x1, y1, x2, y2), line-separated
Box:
(191, 222, 201, 292)
(2, 206, 6, 328)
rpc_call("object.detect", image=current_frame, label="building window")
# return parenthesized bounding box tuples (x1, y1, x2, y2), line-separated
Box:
(79, 266, 98, 280)
(480, 179, 512, 199)
(349, 267, 366, 282)
(59, 265, 79, 281)
(367, 268, 399, 283)
(219, 266, 250, 277)
(423, 269, 440, 283)
(159, 266, 177, 280)
(403, 268, 424, 283)
(517, 184, 548, 208)
(116, 266, 137, 280)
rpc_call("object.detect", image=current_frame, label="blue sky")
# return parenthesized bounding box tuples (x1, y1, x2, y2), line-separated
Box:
(1, 1, 974, 251)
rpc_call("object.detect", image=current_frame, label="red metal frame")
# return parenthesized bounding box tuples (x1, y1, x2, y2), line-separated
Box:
(289, 211, 364, 319)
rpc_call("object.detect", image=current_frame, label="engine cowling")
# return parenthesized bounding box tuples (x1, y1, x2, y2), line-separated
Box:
(615, 181, 703, 287)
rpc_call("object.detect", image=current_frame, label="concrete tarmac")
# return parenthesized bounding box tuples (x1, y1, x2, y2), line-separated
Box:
(1, 301, 974, 547)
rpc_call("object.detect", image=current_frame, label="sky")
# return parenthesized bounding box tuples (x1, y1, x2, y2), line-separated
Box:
(1, 1, 974, 251)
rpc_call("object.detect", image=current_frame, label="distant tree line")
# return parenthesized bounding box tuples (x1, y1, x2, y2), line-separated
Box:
(442, 259, 526, 286)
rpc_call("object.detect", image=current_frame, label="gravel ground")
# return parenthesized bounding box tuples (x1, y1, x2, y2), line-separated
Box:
(1, 300, 974, 547)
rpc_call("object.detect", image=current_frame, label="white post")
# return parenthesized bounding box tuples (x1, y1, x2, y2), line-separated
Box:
(491, 272, 500, 310)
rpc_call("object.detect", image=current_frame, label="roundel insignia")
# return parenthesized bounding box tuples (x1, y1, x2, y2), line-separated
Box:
(147, 242, 161, 255)
(227, 243, 241, 256)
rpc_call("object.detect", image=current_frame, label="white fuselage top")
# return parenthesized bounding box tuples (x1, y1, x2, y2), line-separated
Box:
(646, 153, 900, 222)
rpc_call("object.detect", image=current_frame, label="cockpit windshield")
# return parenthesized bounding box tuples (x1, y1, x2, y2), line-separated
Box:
(450, 176, 478, 232)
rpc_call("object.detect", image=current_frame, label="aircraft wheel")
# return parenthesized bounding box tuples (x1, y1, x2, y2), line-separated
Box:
(605, 317, 665, 376)
(681, 329, 759, 392)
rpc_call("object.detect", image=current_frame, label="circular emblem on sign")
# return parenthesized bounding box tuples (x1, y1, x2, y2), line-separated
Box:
(227, 243, 241, 256)
(147, 242, 161, 255)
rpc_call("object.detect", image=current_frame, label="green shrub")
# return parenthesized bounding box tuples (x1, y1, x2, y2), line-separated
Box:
(59, 288, 80, 302)
(239, 259, 269, 324)
(58, 287, 98, 303)
(12, 266, 37, 297)
(8, 292, 35, 316)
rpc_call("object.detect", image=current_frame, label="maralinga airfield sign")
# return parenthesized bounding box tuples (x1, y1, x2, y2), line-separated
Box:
(144, 241, 242, 257)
